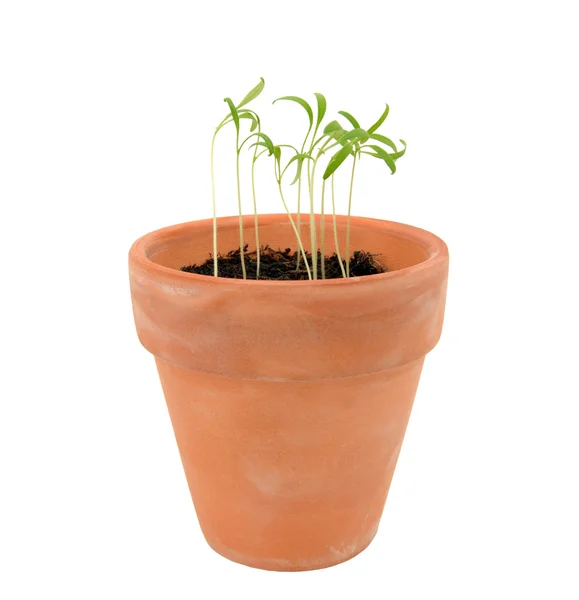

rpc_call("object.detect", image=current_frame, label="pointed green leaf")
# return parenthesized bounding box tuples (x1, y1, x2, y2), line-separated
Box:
(239, 112, 258, 132)
(322, 127, 369, 155)
(277, 143, 299, 154)
(367, 104, 390, 134)
(248, 141, 270, 152)
(273, 145, 282, 181)
(282, 153, 314, 184)
(239, 108, 260, 126)
(360, 150, 381, 158)
(255, 132, 275, 154)
(337, 128, 369, 145)
(224, 97, 239, 131)
(365, 144, 396, 174)
(284, 152, 311, 168)
(248, 142, 274, 160)
(237, 77, 265, 109)
(273, 96, 313, 129)
(290, 159, 305, 185)
(244, 132, 275, 155)
(323, 120, 343, 136)
(390, 139, 407, 160)
(368, 133, 397, 152)
(314, 93, 327, 130)
(338, 110, 360, 129)
(327, 130, 346, 142)
(312, 120, 345, 148)
(323, 143, 355, 180)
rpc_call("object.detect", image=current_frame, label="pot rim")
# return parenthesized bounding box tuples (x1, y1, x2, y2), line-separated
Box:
(129, 213, 448, 288)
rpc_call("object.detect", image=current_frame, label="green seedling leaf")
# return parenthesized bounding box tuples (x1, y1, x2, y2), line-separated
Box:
(258, 133, 273, 154)
(368, 133, 397, 152)
(361, 150, 381, 158)
(323, 127, 370, 155)
(290, 159, 306, 185)
(323, 143, 355, 180)
(277, 143, 299, 154)
(323, 120, 343, 136)
(255, 132, 275, 154)
(249, 142, 274, 160)
(327, 130, 346, 143)
(364, 144, 396, 174)
(239, 108, 261, 124)
(390, 139, 407, 160)
(310, 121, 344, 149)
(224, 97, 240, 131)
(244, 132, 275, 154)
(314, 93, 327, 130)
(273, 96, 314, 129)
(338, 110, 360, 129)
(337, 128, 369, 145)
(239, 112, 258, 131)
(248, 141, 270, 152)
(237, 77, 265, 109)
(367, 104, 390, 134)
(283, 153, 314, 185)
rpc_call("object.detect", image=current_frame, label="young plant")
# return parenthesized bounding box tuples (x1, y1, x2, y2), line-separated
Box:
(236, 122, 276, 280)
(211, 78, 265, 278)
(306, 119, 367, 278)
(272, 96, 313, 271)
(322, 104, 406, 276)
(317, 120, 347, 278)
(272, 94, 327, 279)
(308, 94, 327, 280)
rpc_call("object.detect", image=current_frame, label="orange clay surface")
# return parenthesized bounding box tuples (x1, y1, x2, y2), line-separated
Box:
(129, 214, 449, 570)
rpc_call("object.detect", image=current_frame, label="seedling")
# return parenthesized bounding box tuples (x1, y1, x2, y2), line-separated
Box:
(211, 78, 266, 278)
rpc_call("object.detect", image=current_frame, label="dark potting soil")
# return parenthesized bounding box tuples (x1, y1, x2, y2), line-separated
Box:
(180, 246, 387, 280)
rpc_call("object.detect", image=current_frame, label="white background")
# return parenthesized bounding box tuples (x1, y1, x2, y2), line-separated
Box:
(1, 1, 578, 598)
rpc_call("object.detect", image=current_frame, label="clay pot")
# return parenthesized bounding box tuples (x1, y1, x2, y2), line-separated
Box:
(129, 214, 448, 571)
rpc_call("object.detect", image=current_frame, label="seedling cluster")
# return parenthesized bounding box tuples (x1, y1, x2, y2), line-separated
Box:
(210, 78, 406, 280)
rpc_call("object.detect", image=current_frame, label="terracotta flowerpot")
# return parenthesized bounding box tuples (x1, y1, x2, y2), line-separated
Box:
(129, 214, 448, 571)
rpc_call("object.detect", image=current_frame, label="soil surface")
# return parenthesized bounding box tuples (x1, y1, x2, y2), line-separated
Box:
(181, 246, 387, 280)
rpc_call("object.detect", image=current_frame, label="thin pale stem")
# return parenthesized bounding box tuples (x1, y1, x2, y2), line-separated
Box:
(278, 181, 312, 280)
(346, 152, 358, 278)
(251, 157, 260, 278)
(296, 173, 302, 269)
(308, 159, 318, 279)
(235, 130, 247, 280)
(331, 174, 347, 278)
(210, 131, 219, 277)
(306, 136, 336, 280)
(320, 179, 326, 279)
(296, 117, 313, 271)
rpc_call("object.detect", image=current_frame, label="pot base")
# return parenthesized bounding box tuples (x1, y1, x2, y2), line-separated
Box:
(204, 528, 379, 572)
(156, 357, 422, 573)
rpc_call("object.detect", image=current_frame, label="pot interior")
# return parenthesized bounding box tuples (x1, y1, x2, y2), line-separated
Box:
(145, 215, 433, 274)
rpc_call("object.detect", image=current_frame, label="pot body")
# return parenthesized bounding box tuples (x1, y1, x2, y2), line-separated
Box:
(129, 214, 448, 571)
